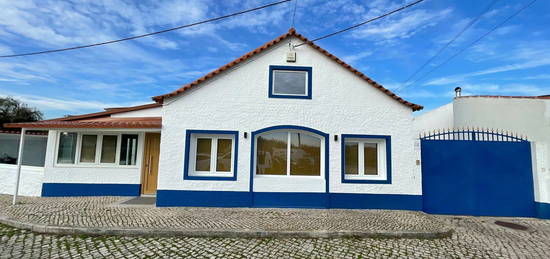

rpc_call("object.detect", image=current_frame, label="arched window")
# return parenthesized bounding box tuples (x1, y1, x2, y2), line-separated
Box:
(254, 128, 325, 176)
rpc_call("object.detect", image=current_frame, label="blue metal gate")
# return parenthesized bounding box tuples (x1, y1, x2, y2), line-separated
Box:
(421, 129, 535, 217)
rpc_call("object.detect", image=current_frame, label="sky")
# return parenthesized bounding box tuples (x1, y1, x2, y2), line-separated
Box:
(0, 0, 549, 119)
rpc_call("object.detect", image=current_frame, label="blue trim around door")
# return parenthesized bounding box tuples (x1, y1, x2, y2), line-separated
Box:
(249, 125, 330, 192)
(340, 134, 392, 184)
(268, 65, 312, 99)
(183, 129, 239, 181)
(41, 183, 140, 197)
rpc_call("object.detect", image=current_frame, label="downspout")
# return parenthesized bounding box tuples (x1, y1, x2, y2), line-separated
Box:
(12, 128, 26, 205)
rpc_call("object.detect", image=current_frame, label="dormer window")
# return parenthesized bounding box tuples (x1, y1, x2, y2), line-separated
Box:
(268, 65, 312, 99)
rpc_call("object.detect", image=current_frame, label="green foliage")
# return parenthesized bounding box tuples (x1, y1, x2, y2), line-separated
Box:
(0, 97, 43, 129)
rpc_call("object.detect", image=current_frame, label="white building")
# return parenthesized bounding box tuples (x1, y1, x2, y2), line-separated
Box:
(2, 29, 424, 210)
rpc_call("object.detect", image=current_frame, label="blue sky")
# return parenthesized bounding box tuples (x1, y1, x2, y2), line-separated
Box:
(0, 0, 548, 118)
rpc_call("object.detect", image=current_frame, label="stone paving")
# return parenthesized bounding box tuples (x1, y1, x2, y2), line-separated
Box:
(1, 216, 550, 258)
(1, 195, 549, 258)
(0, 195, 446, 234)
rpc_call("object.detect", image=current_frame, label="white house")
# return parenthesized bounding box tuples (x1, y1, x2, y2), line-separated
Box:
(3, 28, 424, 210)
(415, 94, 550, 219)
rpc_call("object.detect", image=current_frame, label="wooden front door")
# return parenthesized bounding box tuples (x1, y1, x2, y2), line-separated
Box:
(141, 133, 161, 195)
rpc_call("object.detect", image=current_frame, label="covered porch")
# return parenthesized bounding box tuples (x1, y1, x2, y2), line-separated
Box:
(2, 104, 162, 198)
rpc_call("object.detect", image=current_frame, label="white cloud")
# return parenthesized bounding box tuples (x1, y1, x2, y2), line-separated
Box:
(0, 91, 146, 116)
(342, 51, 373, 64)
(425, 57, 550, 86)
(350, 8, 453, 41)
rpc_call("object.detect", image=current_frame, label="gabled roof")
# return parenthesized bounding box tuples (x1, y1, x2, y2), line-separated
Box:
(152, 28, 423, 111)
(4, 103, 162, 129)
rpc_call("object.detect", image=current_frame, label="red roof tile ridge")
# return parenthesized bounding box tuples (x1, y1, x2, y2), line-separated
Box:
(151, 29, 422, 111)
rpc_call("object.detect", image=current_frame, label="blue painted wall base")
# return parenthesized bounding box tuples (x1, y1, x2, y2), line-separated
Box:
(536, 202, 550, 219)
(42, 183, 140, 197)
(156, 190, 422, 210)
(330, 193, 422, 210)
(156, 190, 250, 207)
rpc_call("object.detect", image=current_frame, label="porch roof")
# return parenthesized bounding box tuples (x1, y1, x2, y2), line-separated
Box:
(3, 117, 162, 129)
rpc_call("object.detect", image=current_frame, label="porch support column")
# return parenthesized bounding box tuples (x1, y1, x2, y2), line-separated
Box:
(12, 128, 26, 205)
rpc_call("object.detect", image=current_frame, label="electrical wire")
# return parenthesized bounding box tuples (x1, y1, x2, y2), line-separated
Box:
(398, 0, 537, 92)
(0, 0, 291, 58)
(294, 0, 425, 47)
(291, 0, 298, 28)
(399, 0, 500, 88)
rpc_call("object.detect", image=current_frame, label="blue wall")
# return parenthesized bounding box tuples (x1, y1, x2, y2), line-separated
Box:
(536, 202, 550, 219)
(156, 190, 422, 210)
(42, 183, 140, 197)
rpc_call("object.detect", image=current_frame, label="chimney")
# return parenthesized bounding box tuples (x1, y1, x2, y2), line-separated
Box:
(455, 87, 462, 97)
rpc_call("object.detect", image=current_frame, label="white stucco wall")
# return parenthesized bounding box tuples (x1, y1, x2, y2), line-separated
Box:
(453, 97, 550, 204)
(41, 130, 146, 185)
(0, 164, 43, 196)
(413, 102, 454, 134)
(157, 36, 421, 195)
(111, 106, 162, 118)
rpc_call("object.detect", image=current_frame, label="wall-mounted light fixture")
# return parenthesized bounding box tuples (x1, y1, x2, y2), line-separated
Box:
(334, 134, 338, 141)
(244, 132, 248, 139)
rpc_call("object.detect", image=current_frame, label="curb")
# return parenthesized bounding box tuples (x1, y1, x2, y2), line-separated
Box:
(0, 216, 453, 239)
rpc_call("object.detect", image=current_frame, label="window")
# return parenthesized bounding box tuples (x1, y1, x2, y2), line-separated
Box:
(79, 135, 97, 163)
(57, 132, 77, 164)
(100, 135, 118, 163)
(120, 134, 138, 165)
(0, 134, 48, 167)
(56, 132, 139, 166)
(268, 66, 312, 99)
(184, 130, 239, 181)
(341, 134, 391, 184)
(256, 130, 322, 176)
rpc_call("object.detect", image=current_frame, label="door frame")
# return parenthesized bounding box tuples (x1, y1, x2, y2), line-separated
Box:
(141, 132, 161, 195)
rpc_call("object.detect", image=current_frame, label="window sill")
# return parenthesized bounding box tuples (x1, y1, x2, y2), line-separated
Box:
(54, 164, 139, 169)
(342, 176, 391, 184)
(268, 94, 312, 99)
(254, 174, 324, 179)
(184, 174, 237, 181)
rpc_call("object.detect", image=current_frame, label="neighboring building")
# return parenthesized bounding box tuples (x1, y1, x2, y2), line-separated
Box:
(2, 29, 425, 210)
(415, 95, 550, 219)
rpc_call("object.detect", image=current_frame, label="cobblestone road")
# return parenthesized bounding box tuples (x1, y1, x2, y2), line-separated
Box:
(1, 215, 550, 258)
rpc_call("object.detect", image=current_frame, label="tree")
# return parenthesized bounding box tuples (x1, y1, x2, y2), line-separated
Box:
(0, 97, 43, 130)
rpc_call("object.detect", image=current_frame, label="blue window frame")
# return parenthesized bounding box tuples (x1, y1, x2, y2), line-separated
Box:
(184, 130, 239, 181)
(268, 65, 312, 99)
(341, 134, 392, 184)
(249, 125, 330, 193)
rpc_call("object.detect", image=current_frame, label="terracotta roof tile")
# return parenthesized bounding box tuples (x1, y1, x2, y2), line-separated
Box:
(152, 28, 423, 111)
(4, 117, 161, 129)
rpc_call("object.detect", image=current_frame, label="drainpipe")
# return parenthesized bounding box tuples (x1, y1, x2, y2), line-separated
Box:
(12, 128, 26, 205)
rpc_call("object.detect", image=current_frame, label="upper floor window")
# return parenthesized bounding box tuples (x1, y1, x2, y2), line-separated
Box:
(56, 132, 139, 166)
(268, 66, 312, 99)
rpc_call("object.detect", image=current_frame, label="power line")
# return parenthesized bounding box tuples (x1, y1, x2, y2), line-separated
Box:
(0, 0, 292, 58)
(398, 0, 537, 91)
(291, 0, 299, 28)
(294, 0, 425, 47)
(399, 0, 500, 89)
